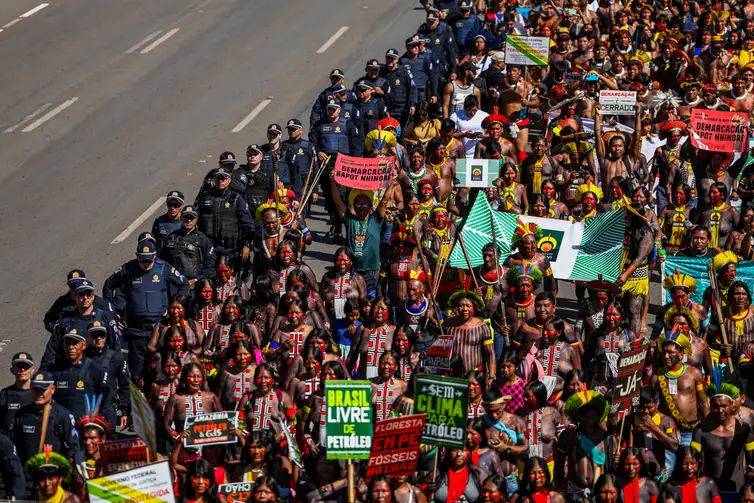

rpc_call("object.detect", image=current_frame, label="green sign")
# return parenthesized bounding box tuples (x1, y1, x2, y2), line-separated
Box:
(414, 375, 469, 448)
(325, 380, 373, 460)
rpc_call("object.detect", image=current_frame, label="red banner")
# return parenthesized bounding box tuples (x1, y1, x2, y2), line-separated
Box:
(366, 414, 426, 480)
(101, 438, 149, 474)
(689, 109, 750, 152)
(333, 155, 394, 190)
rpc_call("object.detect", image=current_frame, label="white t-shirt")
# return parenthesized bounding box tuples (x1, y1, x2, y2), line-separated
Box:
(451, 110, 489, 159)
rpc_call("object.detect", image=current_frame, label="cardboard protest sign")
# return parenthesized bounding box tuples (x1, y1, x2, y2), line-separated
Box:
(423, 334, 454, 372)
(87, 460, 175, 503)
(333, 154, 394, 190)
(611, 341, 650, 413)
(325, 380, 373, 460)
(504, 35, 550, 66)
(102, 438, 149, 475)
(598, 90, 637, 115)
(183, 411, 238, 447)
(218, 482, 254, 503)
(689, 109, 750, 152)
(414, 375, 468, 448)
(456, 159, 498, 187)
(129, 383, 157, 454)
(366, 415, 427, 480)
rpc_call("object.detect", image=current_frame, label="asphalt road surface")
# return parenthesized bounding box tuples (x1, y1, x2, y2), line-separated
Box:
(0, 0, 662, 377)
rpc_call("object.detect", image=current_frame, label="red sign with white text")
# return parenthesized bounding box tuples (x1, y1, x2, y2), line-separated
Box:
(689, 109, 750, 152)
(333, 154, 394, 191)
(366, 414, 426, 480)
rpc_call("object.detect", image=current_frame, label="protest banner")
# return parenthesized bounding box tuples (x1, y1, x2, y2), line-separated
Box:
(87, 460, 175, 503)
(414, 375, 468, 448)
(456, 159, 498, 187)
(611, 341, 650, 413)
(423, 334, 454, 372)
(598, 90, 637, 116)
(102, 437, 149, 475)
(662, 256, 754, 305)
(325, 380, 373, 460)
(689, 109, 750, 152)
(366, 415, 427, 480)
(129, 383, 157, 455)
(184, 411, 238, 447)
(333, 154, 394, 191)
(449, 196, 625, 282)
(218, 482, 254, 503)
(504, 35, 549, 66)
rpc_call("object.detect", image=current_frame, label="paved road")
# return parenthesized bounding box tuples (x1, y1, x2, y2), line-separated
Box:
(0, 0, 663, 373)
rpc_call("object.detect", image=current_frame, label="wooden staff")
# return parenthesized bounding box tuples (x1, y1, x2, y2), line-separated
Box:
(615, 411, 627, 455)
(457, 233, 480, 290)
(413, 223, 444, 335)
(347, 460, 355, 503)
(38, 403, 51, 453)
(294, 154, 318, 220)
(708, 262, 733, 374)
(273, 152, 281, 222)
(299, 156, 331, 211)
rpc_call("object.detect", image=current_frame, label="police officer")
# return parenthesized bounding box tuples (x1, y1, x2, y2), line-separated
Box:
(400, 34, 439, 105)
(196, 167, 255, 259)
(419, 8, 457, 83)
(195, 151, 241, 204)
(48, 329, 112, 426)
(41, 280, 120, 369)
(309, 69, 347, 130)
(310, 98, 362, 242)
(43, 270, 115, 333)
(381, 48, 418, 128)
(12, 370, 82, 466)
(420, 0, 461, 19)
(0, 352, 35, 435)
(0, 431, 24, 500)
(85, 322, 130, 430)
(282, 119, 316, 196)
(450, 1, 481, 55)
(331, 84, 360, 125)
(160, 205, 216, 288)
(240, 144, 270, 215)
(261, 124, 292, 189)
(103, 240, 189, 382)
(151, 191, 185, 250)
(354, 82, 389, 139)
(353, 59, 391, 97)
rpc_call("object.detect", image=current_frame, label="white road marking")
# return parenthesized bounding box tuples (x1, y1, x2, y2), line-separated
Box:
(140, 28, 179, 54)
(316, 26, 348, 54)
(231, 98, 272, 133)
(20, 3, 49, 18)
(21, 97, 78, 132)
(2, 19, 20, 28)
(111, 197, 166, 244)
(4, 102, 52, 133)
(126, 30, 163, 54)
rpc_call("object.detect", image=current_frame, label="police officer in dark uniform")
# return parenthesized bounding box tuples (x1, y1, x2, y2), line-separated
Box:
(43, 270, 116, 334)
(12, 370, 82, 465)
(310, 98, 362, 242)
(353, 59, 391, 97)
(194, 151, 241, 205)
(331, 85, 360, 125)
(160, 205, 216, 288)
(381, 48, 418, 128)
(282, 119, 316, 197)
(260, 124, 291, 190)
(240, 144, 269, 215)
(420, 0, 461, 19)
(309, 69, 347, 130)
(103, 240, 189, 382)
(400, 34, 439, 105)
(354, 82, 389, 139)
(85, 322, 130, 430)
(450, 0, 481, 54)
(151, 191, 185, 251)
(0, 352, 35, 435)
(419, 8, 457, 84)
(48, 330, 112, 426)
(42, 280, 121, 369)
(0, 432, 24, 500)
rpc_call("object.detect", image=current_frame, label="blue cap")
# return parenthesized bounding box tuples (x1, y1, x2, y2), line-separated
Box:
(459, 0, 473, 8)
(331, 84, 348, 95)
(214, 166, 232, 178)
(218, 151, 237, 164)
(137, 240, 157, 259)
(11, 352, 34, 366)
(286, 118, 303, 129)
(182, 205, 198, 218)
(386, 48, 400, 59)
(138, 231, 156, 244)
(74, 280, 95, 293)
(31, 370, 54, 389)
(63, 328, 86, 342)
(406, 34, 423, 46)
(327, 98, 341, 109)
(88, 321, 107, 333)
(166, 190, 185, 204)
(330, 69, 345, 79)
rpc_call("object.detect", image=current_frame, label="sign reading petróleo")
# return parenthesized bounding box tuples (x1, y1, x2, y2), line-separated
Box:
(599, 90, 637, 116)
(366, 415, 427, 480)
(184, 412, 238, 447)
(611, 341, 650, 413)
(325, 380, 373, 460)
(504, 35, 550, 66)
(102, 438, 149, 474)
(414, 375, 469, 448)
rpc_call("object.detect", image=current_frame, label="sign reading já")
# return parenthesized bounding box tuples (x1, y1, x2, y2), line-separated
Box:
(325, 380, 373, 460)
(414, 375, 469, 448)
(611, 341, 650, 413)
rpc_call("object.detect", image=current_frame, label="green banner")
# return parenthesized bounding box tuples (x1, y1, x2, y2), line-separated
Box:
(414, 375, 469, 448)
(324, 380, 373, 460)
(663, 256, 754, 305)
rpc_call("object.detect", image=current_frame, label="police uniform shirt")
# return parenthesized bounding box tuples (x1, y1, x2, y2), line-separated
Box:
(41, 307, 121, 369)
(43, 292, 115, 334)
(151, 213, 183, 251)
(282, 138, 316, 192)
(86, 347, 131, 418)
(260, 145, 292, 188)
(0, 433, 25, 499)
(161, 228, 216, 282)
(195, 189, 255, 253)
(12, 402, 82, 465)
(310, 116, 362, 158)
(380, 65, 418, 111)
(49, 356, 110, 424)
(0, 386, 33, 434)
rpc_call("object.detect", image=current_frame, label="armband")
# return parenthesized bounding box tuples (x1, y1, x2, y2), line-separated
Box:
(696, 383, 704, 391)
(690, 441, 702, 452)
(746, 440, 754, 452)
(302, 405, 312, 414)
(301, 227, 310, 235)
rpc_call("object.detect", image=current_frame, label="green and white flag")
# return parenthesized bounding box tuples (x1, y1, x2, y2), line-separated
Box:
(449, 196, 626, 282)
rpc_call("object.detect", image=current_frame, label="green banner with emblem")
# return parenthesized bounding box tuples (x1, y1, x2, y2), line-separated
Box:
(414, 375, 469, 448)
(324, 380, 373, 460)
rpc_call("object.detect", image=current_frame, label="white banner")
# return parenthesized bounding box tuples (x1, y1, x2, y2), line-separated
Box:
(515, 215, 582, 279)
(87, 461, 175, 503)
(504, 35, 550, 66)
(599, 90, 637, 116)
